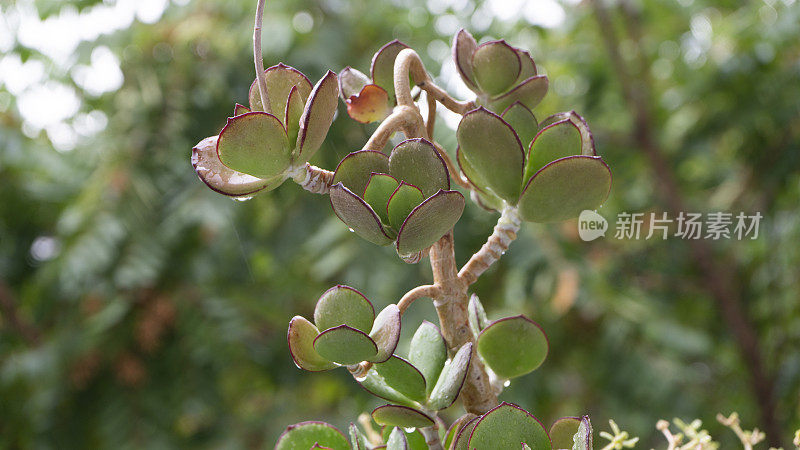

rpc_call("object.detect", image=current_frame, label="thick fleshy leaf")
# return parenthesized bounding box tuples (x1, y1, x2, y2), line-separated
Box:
(515, 49, 538, 82)
(452, 29, 479, 90)
(408, 321, 447, 396)
(379, 428, 426, 450)
(468, 294, 489, 337)
(349, 423, 367, 450)
(501, 102, 539, 149)
(468, 403, 551, 449)
(192, 136, 281, 197)
(233, 103, 251, 116)
(517, 156, 612, 223)
(363, 173, 400, 225)
(525, 119, 582, 182)
(287, 316, 337, 372)
(249, 63, 312, 117)
(217, 112, 290, 179)
(275, 421, 349, 450)
(457, 107, 524, 202)
(386, 428, 408, 450)
(368, 304, 402, 363)
(387, 182, 424, 230)
(346, 84, 391, 124)
(452, 416, 479, 450)
(330, 183, 394, 245)
(296, 70, 339, 162)
(455, 146, 504, 212)
(477, 315, 548, 379)
(444, 414, 478, 450)
(550, 417, 581, 450)
(471, 40, 521, 96)
(427, 342, 472, 410)
(333, 151, 391, 195)
(371, 405, 435, 429)
(339, 66, 370, 99)
(313, 324, 379, 365)
(285, 85, 305, 145)
(374, 356, 427, 403)
(358, 367, 415, 406)
(314, 285, 375, 334)
(370, 40, 409, 101)
(540, 111, 596, 156)
(388, 139, 450, 197)
(572, 416, 592, 450)
(487, 75, 549, 113)
(396, 190, 465, 256)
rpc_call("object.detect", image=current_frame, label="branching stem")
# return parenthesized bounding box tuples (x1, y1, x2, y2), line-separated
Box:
(289, 163, 334, 194)
(398, 284, 439, 314)
(459, 205, 521, 285)
(253, 0, 272, 114)
(417, 79, 476, 115)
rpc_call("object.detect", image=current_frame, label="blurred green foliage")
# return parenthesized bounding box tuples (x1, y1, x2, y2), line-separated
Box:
(0, 0, 798, 448)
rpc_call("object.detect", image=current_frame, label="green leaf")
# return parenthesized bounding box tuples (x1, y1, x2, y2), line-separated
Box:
(549, 417, 581, 450)
(358, 367, 415, 406)
(501, 102, 539, 149)
(487, 75, 549, 113)
(314, 285, 375, 334)
(571, 416, 592, 450)
(468, 403, 550, 449)
(371, 405, 435, 429)
(330, 183, 394, 246)
(287, 316, 337, 371)
(427, 342, 472, 410)
(296, 70, 339, 162)
(233, 103, 251, 116)
(515, 49, 538, 83)
(339, 66, 370, 99)
(275, 421, 350, 450)
(333, 151, 391, 196)
(524, 119, 582, 182)
(477, 315, 548, 379)
(387, 182, 424, 230)
(444, 414, 478, 450)
(192, 135, 281, 197)
(388, 138, 450, 197)
(468, 294, 489, 337)
(285, 85, 305, 146)
(363, 173, 400, 225)
(249, 63, 313, 117)
(370, 40, 409, 102)
(452, 28, 479, 90)
(517, 156, 612, 223)
(452, 416, 479, 450)
(396, 190, 465, 256)
(386, 427, 408, 450)
(471, 40, 521, 96)
(313, 325, 379, 365)
(217, 112, 290, 179)
(374, 356, 427, 403)
(457, 107, 524, 202)
(349, 423, 367, 450)
(408, 321, 447, 396)
(369, 304, 402, 363)
(540, 111, 596, 157)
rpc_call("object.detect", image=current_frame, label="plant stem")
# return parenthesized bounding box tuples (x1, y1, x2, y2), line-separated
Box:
(361, 105, 423, 151)
(420, 426, 444, 450)
(253, 0, 272, 114)
(417, 79, 476, 115)
(289, 163, 334, 194)
(398, 284, 439, 314)
(459, 205, 521, 286)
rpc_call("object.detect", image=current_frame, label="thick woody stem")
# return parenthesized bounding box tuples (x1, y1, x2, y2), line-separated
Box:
(398, 284, 439, 314)
(430, 232, 498, 414)
(420, 426, 444, 450)
(394, 49, 430, 108)
(459, 206, 521, 286)
(418, 80, 476, 115)
(361, 105, 423, 151)
(253, 0, 272, 114)
(290, 163, 334, 194)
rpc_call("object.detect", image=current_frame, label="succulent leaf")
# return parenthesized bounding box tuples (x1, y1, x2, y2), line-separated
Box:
(191, 135, 281, 197)
(525, 119, 582, 182)
(285, 85, 305, 146)
(275, 421, 350, 450)
(313, 324, 379, 365)
(233, 103, 251, 116)
(295, 70, 339, 162)
(370, 40, 410, 102)
(387, 182, 425, 230)
(515, 49, 538, 83)
(374, 356, 427, 403)
(549, 417, 582, 450)
(333, 151, 391, 196)
(472, 40, 521, 96)
(427, 342, 472, 410)
(339, 66, 371, 99)
(501, 102, 539, 149)
(467, 294, 489, 337)
(388, 138, 450, 197)
(487, 75, 549, 113)
(386, 427, 409, 450)
(452, 416, 480, 450)
(313, 285, 375, 334)
(477, 315, 548, 379)
(363, 173, 400, 225)
(330, 183, 395, 245)
(371, 405, 435, 429)
(368, 304, 402, 363)
(396, 190, 465, 256)
(358, 367, 415, 406)
(408, 321, 447, 396)
(468, 402, 551, 450)
(345, 84, 391, 124)
(517, 156, 612, 223)
(287, 316, 337, 372)
(217, 112, 290, 179)
(249, 63, 312, 117)
(444, 414, 478, 450)
(452, 29, 479, 90)
(349, 423, 368, 450)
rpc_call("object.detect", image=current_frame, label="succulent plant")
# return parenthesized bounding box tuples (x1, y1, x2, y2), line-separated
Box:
(329, 138, 465, 259)
(192, 64, 339, 198)
(452, 29, 549, 114)
(339, 40, 409, 123)
(457, 106, 611, 222)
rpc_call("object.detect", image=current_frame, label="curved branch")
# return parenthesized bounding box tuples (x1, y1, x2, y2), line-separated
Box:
(394, 49, 430, 108)
(290, 163, 334, 194)
(459, 206, 521, 286)
(418, 80, 476, 115)
(361, 105, 423, 151)
(398, 284, 440, 314)
(432, 141, 472, 190)
(253, 0, 272, 114)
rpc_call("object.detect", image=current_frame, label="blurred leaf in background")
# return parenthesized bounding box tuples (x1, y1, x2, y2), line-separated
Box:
(0, 0, 798, 448)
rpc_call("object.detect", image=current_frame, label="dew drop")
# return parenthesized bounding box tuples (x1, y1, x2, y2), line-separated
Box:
(233, 195, 253, 202)
(354, 374, 367, 382)
(348, 227, 355, 233)
(503, 380, 511, 387)
(404, 427, 416, 433)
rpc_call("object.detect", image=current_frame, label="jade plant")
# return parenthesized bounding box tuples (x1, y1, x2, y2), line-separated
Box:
(191, 1, 613, 448)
